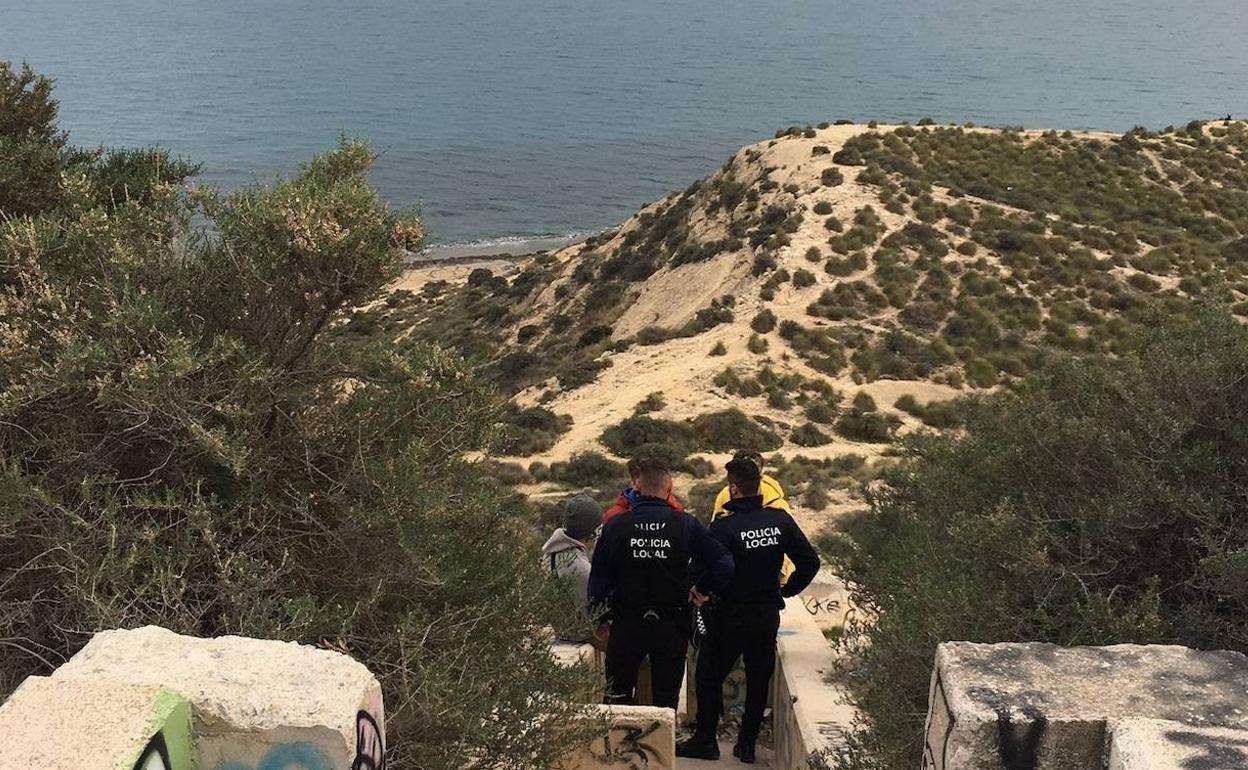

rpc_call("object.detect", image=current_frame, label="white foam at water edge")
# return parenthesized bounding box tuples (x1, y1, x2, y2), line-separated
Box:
(413, 232, 589, 262)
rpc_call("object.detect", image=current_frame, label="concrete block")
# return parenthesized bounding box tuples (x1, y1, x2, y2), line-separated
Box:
(559, 704, 676, 770)
(51, 625, 385, 770)
(923, 642, 1248, 770)
(1108, 718, 1248, 770)
(0, 676, 194, 770)
(551, 641, 598, 669)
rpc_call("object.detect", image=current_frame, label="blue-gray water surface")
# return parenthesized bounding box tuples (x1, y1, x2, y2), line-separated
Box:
(3, 0, 1246, 247)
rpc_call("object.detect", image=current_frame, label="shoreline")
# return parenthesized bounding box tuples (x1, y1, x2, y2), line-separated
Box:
(416, 234, 582, 262)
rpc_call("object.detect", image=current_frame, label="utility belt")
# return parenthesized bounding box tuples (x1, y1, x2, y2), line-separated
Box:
(611, 604, 690, 623)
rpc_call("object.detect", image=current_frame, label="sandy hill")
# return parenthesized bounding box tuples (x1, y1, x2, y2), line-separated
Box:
(378, 119, 1248, 524)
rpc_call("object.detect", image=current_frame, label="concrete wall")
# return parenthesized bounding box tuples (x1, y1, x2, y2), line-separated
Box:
(771, 597, 857, 770)
(0, 625, 384, 770)
(922, 641, 1248, 770)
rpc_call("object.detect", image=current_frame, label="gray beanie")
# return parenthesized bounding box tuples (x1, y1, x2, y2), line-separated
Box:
(564, 494, 603, 540)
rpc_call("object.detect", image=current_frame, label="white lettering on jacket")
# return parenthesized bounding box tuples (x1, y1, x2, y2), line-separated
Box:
(740, 526, 781, 549)
(629, 536, 672, 559)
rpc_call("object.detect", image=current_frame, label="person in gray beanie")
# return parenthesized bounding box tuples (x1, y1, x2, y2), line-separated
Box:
(542, 493, 603, 642)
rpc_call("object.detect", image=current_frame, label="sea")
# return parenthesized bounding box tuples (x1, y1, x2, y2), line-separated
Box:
(3, 0, 1246, 254)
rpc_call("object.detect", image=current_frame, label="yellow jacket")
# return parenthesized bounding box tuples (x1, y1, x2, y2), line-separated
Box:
(712, 474, 796, 583)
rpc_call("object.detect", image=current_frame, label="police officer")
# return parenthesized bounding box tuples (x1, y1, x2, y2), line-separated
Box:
(588, 456, 734, 710)
(677, 457, 821, 763)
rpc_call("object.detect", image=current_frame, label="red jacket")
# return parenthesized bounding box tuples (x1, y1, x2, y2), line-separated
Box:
(604, 489, 686, 522)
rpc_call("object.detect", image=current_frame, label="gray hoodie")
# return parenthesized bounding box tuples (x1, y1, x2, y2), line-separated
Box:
(542, 527, 592, 606)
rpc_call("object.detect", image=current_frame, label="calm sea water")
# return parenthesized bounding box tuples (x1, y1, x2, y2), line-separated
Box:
(3, 0, 1246, 248)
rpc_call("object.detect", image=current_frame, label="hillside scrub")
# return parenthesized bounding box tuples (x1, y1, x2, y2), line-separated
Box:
(600, 414, 698, 457)
(493, 404, 573, 455)
(825, 307, 1248, 770)
(691, 408, 783, 452)
(0, 64, 597, 770)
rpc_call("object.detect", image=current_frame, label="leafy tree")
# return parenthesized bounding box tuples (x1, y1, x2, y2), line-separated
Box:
(825, 307, 1248, 770)
(0, 62, 597, 769)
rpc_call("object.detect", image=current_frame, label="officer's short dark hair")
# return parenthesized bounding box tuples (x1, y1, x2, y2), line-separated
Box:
(633, 456, 671, 493)
(726, 457, 762, 497)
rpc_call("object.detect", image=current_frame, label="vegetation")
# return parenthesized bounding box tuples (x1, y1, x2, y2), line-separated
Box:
(633, 391, 667, 415)
(826, 308, 1248, 770)
(548, 452, 628, 488)
(834, 393, 900, 443)
(892, 394, 964, 429)
(494, 404, 573, 455)
(691, 408, 784, 452)
(601, 414, 698, 457)
(0, 63, 597, 769)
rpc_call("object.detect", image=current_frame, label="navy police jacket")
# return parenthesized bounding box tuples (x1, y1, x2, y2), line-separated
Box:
(707, 495, 820, 608)
(588, 495, 733, 616)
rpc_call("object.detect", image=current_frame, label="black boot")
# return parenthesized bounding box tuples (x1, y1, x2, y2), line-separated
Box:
(735, 719, 760, 764)
(676, 734, 720, 760)
(732, 739, 756, 764)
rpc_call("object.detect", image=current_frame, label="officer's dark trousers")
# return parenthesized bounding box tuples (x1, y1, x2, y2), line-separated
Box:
(694, 604, 782, 743)
(604, 613, 689, 710)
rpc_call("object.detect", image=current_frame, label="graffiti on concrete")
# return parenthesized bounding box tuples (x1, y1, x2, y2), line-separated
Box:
(134, 735, 170, 770)
(217, 743, 332, 770)
(921, 672, 955, 770)
(587, 721, 664, 769)
(1164, 728, 1248, 770)
(353, 710, 386, 770)
(801, 596, 841, 619)
(995, 706, 1046, 770)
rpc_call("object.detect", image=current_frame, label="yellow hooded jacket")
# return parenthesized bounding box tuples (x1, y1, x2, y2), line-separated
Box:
(712, 474, 796, 583)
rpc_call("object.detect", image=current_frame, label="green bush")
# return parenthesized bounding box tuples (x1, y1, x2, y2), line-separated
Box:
(814, 201, 834, 215)
(752, 252, 779, 276)
(483, 460, 534, 486)
(752, 308, 778, 334)
(600, 415, 698, 457)
(748, 334, 770, 354)
(827, 308, 1248, 770)
(853, 392, 878, 412)
(549, 452, 628, 488)
(691, 409, 784, 452)
(793, 269, 817, 288)
(805, 400, 839, 424)
(710, 340, 728, 356)
(893, 394, 921, 415)
(833, 147, 864, 166)
(557, 357, 611, 390)
(576, 324, 613, 348)
(0, 63, 597, 769)
(834, 394, 899, 443)
(633, 391, 667, 415)
(822, 167, 846, 187)
(792, 422, 834, 447)
(494, 405, 574, 455)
